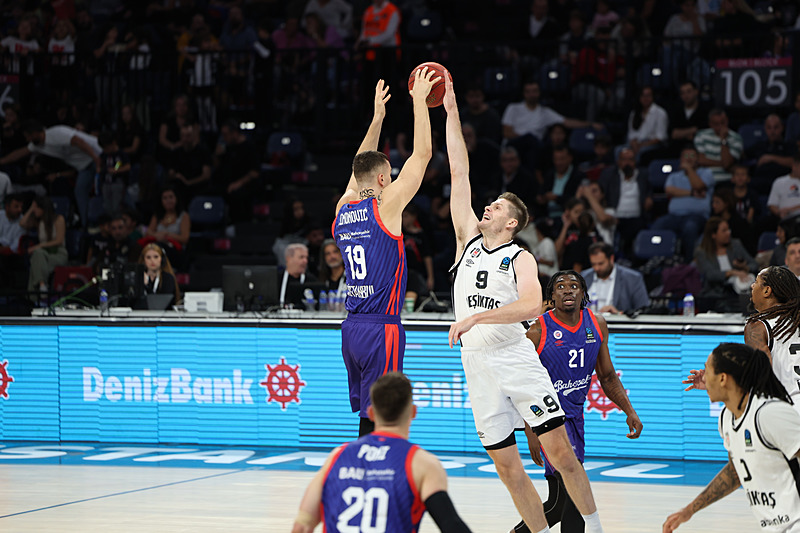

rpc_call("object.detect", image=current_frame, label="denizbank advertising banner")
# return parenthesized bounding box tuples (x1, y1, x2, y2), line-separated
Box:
(0, 324, 741, 461)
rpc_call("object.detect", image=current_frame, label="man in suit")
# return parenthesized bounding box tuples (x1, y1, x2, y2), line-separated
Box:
(582, 242, 650, 314)
(598, 147, 652, 259)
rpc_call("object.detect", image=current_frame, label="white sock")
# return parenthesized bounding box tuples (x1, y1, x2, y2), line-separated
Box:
(536, 527, 550, 533)
(582, 511, 603, 533)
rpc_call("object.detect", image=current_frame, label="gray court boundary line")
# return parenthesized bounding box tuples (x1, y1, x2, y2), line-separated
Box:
(0, 467, 262, 519)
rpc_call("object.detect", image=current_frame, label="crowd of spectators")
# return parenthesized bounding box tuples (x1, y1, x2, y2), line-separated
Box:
(0, 0, 798, 314)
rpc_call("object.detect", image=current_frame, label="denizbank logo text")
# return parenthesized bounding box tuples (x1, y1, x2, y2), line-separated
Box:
(83, 367, 254, 404)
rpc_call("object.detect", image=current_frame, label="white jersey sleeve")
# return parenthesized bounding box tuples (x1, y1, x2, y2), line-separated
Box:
(756, 400, 800, 459)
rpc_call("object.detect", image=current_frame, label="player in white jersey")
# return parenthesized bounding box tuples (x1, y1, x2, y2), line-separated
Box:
(684, 266, 800, 413)
(443, 73, 604, 533)
(664, 342, 800, 532)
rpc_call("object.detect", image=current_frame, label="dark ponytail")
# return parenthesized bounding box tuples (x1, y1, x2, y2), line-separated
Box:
(711, 342, 791, 410)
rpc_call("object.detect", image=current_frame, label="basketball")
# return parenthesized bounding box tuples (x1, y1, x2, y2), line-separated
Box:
(408, 62, 451, 108)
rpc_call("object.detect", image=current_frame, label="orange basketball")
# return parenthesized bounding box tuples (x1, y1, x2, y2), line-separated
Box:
(408, 62, 451, 108)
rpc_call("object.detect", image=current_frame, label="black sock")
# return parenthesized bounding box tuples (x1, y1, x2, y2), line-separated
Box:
(358, 417, 374, 437)
(560, 486, 585, 533)
(513, 519, 530, 532)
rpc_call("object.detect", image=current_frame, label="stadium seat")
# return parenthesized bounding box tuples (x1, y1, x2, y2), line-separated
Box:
(633, 229, 677, 259)
(738, 123, 765, 154)
(266, 132, 305, 168)
(52, 265, 94, 294)
(569, 127, 606, 159)
(483, 66, 519, 100)
(757, 231, 778, 252)
(188, 195, 225, 236)
(406, 12, 443, 42)
(647, 159, 680, 191)
(636, 63, 673, 92)
(538, 61, 571, 96)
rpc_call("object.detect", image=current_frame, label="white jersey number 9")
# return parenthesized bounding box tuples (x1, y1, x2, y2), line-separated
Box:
(345, 245, 368, 280)
(337, 486, 389, 532)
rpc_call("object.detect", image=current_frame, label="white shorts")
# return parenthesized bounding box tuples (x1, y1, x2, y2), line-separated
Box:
(461, 335, 564, 448)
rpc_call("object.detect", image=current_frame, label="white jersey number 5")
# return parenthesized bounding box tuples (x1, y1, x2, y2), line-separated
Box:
(345, 245, 368, 280)
(337, 486, 389, 532)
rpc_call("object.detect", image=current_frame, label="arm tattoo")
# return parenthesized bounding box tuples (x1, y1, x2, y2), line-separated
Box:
(598, 371, 634, 414)
(690, 460, 741, 514)
(744, 321, 771, 357)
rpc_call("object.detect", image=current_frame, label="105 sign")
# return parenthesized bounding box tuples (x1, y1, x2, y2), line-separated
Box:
(714, 57, 792, 108)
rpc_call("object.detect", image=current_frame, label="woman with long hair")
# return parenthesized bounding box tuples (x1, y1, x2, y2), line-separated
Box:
(144, 185, 190, 268)
(626, 86, 668, 164)
(318, 238, 345, 292)
(694, 216, 757, 305)
(138, 243, 181, 306)
(24, 196, 68, 294)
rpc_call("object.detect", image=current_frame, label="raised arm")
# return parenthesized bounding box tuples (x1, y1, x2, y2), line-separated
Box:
(443, 72, 480, 252)
(449, 251, 542, 347)
(595, 315, 642, 438)
(339, 79, 391, 209)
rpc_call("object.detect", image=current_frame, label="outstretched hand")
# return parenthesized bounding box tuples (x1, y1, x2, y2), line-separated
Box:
(663, 507, 693, 533)
(683, 369, 706, 391)
(442, 68, 456, 113)
(448, 316, 476, 348)
(373, 79, 390, 119)
(409, 66, 440, 102)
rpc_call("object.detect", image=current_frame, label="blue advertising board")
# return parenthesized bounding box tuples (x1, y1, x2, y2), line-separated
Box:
(0, 324, 740, 461)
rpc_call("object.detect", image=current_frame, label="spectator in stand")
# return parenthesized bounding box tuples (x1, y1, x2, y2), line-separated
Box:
(118, 104, 144, 164)
(539, 145, 585, 219)
(48, 18, 76, 103)
(492, 146, 538, 215)
(0, 120, 101, 228)
(583, 241, 650, 314)
(279, 243, 318, 309)
(559, 10, 588, 66)
(562, 210, 602, 272)
(578, 134, 614, 182)
(273, 16, 317, 50)
(24, 196, 67, 295)
(652, 143, 716, 260)
(460, 83, 501, 145)
(0, 103, 25, 159)
(749, 114, 794, 195)
(144, 186, 190, 268)
(709, 0, 761, 57)
(355, 0, 401, 59)
(784, 237, 800, 279)
(521, 0, 561, 41)
(402, 205, 435, 300)
(305, 11, 346, 51)
(577, 181, 615, 247)
(85, 213, 112, 272)
(626, 86, 668, 165)
(166, 123, 212, 200)
(1, 18, 40, 75)
(694, 216, 757, 308)
(138, 243, 181, 307)
(767, 154, 800, 222)
(711, 187, 756, 256)
(720, 164, 756, 223)
(538, 123, 569, 178)
(554, 197, 586, 261)
(304, 0, 354, 40)
(532, 218, 559, 279)
(694, 108, 743, 183)
(319, 238, 346, 293)
(668, 81, 710, 158)
(281, 198, 313, 239)
(98, 131, 131, 216)
(213, 120, 260, 224)
(158, 94, 195, 168)
(0, 194, 26, 254)
(610, 15, 650, 62)
(220, 6, 258, 51)
(785, 91, 800, 148)
(589, 0, 619, 33)
(97, 214, 141, 275)
(572, 25, 621, 122)
(121, 206, 143, 242)
(502, 81, 601, 172)
(177, 13, 217, 72)
(663, 0, 706, 51)
(768, 217, 799, 268)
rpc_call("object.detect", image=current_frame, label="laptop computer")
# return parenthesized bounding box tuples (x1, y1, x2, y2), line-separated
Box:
(146, 293, 174, 311)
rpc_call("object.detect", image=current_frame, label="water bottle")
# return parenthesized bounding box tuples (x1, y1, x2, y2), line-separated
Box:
(303, 288, 316, 311)
(589, 288, 598, 312)
(337, 288, 346, 312)
(319, 290, 328, 311)
(99, 289, 108, 312)
(327, 290, 337, 312)
(682, 293, 695, 317)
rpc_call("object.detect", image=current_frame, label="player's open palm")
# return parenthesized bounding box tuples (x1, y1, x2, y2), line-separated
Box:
(373, 79, 390, 118)
(442, 69, 456, 113)
(409, 66, 439, 101)
(683, 369, 706, 391)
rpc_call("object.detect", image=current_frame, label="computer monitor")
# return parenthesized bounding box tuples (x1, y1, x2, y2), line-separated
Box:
(222, 265, 278, 311)
(101, 263, 144, 307)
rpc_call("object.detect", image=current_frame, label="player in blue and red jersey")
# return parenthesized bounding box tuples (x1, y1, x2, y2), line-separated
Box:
(333, 70, 439, 436)
(292, 372, 472, 533)
(513, 270, 643, 532)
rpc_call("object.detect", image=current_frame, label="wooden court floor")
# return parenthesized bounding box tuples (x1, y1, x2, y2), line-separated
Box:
(0, 463, 755, 532)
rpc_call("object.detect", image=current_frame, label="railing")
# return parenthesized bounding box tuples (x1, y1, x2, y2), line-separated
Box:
(1, 31, 797, 150)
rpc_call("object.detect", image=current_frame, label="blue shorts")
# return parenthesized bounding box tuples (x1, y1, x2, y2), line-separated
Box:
(341, 313, 405, 417)
(544, 415, 585, 476)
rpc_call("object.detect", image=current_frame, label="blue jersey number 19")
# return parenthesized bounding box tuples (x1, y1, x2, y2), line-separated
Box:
(345, 245, 368, 280)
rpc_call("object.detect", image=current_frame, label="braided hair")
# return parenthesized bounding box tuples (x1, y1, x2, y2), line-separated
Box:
(746, 266, 800, 342)
(711, 342, 791, 410)
(545, 270, 590, 309)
